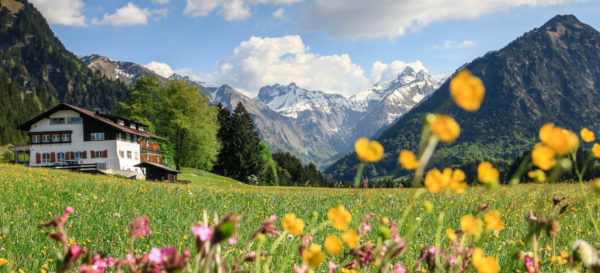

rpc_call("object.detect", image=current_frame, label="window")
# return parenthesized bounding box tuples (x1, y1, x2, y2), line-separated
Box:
(126, 133, 131, 142)
(52, 134, 61, 142)
(133, 135, 138, 142)
(118, 120, 125, 126)
(62, 134, 70, 142)
(91, 132, 105, 141)
(134, 152, 138, 160)
(42, 153, 50, 163)
(50, 118, 65, 125)
(139, 126, 144, 131)
(57, 152, 65, 161)
(119, 150, 124, 158)
(127, 151, 132, 159)
(32, 135, 40, 143)
(42, 135, 50, 143)
(95, 151, 103, 158)
(67, 117, 82, 124)
(130, 123, 136, 129)
(75, 152, 83, 159)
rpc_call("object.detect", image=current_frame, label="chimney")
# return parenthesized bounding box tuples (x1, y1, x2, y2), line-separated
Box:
(94, 108, 103, 115)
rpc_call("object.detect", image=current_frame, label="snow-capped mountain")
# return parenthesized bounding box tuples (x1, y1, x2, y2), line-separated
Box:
(79, 55, 167, 86)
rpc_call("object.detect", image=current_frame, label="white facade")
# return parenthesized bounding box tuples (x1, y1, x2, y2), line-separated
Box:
(28, 110, 143, 174)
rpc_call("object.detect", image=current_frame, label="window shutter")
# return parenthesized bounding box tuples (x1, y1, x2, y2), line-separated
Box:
(51, 152, 56, 163)
(103, 150, 108, 158)
(91, 151, 96, 158)
(71, 152, 75, 159)
(66, 152, 70, 160)
(83, 151, 87, 159)
(36, 153, 41, 164)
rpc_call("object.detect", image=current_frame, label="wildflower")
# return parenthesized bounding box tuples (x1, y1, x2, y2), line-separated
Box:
(430, 115, 460, 142)
(483, 210, 504, 231)
(399, 150, 419, 170)
(572, 240, 596, 266)
(528, 169, 547, 183)
(354, 138, 384, 162)
(393, 261, 407, 273)
(422, 201, 434, 213)
(228, 235, 237, 245)
(64, 206, 74, 215)
(253, 215, 281, 239)
(328, 261, 339, 273)
(477, 162, 499, 183)
(129, 217, 150, 239)
(539, 123, 579, 155)
(472, 248, 500, 273)
(343, 229, 359, 248)
(424, 168, 467, 193)
(593, 143, 600, 157)
(581, 128, 595, 142)
(0, 258, 6, 265)
(282, 213, 304, 236)
(460, 214, 483, 236)
(328, 206, 352, 231)
(324, 234, 343, 254)
(302, 244, 325, 268)
(190, 223, 212, 242)
(531, 144, 556, 171)
(342, 269, 358, 273)
(148, 247, 164, 264)
(446, 228, 457, 242)
(450, 69, 485, 111)
(594, 179, 600, 195)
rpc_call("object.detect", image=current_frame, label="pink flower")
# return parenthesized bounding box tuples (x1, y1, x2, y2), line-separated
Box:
(70, 244, 84, 256)
(228, 235, 237, 245)
(148, 248, 163, 264)
(65, 206, 74, 215)
(184, 249, 191, 258)
(93, 259, 107, 273)
(191, 223, 213, 242)
(450, 255, 458, 266)
(129, 217, 150, 239)
(105, 257, 115, 267)
(393, 261, 407, 273)
(328, 261, 339, 273)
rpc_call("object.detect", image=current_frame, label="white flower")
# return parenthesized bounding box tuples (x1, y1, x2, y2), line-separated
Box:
(573, 240, 597, 266)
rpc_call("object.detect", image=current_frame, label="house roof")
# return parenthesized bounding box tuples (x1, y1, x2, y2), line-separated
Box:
(17, 103, 165, 140)
(135, 161, 180, 173)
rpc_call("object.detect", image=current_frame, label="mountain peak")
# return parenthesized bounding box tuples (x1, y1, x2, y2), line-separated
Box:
(542, 14, 581, 28)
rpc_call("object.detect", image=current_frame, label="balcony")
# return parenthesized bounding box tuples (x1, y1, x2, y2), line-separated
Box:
(139, 141, 164, 155)
(141, 153, 167, 165)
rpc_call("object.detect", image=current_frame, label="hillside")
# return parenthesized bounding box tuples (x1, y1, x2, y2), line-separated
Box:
(0, 0, 130, 145)
(326, 15, 600, 181)
(80, 54, 167, 86)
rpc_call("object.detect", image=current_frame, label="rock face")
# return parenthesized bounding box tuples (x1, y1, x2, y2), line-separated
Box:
(80, 55, 167, 86)
(326, 15, 600, 181)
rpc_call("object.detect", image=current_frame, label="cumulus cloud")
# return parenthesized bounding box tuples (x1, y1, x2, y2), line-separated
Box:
(184, 0, 301, 21)
(432, 40, 476, 50)
(144, 61, 175, 78)
(30, 0, 86, 26)
(211, 35, 422, 96)
(303, 0, 581, 38)
(272, 7, 285, 18)
(92, 2, 167, 26)
(152, 0, 170, 4)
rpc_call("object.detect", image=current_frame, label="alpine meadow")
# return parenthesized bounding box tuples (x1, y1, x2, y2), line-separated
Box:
(2, 0, 600, 273)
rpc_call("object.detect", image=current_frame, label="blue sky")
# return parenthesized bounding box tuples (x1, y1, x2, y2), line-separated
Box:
(32, 0, 600, 97)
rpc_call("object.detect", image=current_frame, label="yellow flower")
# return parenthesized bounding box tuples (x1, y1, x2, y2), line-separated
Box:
(328, 205, 352, 231)
(399, 150, 419, 170)
(424, 168, 467, 193)
(528, 169, 546, 183)
(354, 138, 384, 162)
(581, 128, 595, 142)
(342, 269, 358, 273)
(472, 248, 500, 273)
(594, 179, 600, 195)
(483, 210, 504, 231)
(539, 123, 579, 155)
(531, 143, 556, 171)
(282, 213, 304, 236)
(0, 258, 7, 265)
(450, 69, 485, 111)
(446, 228, 457, 242)
(422, 201, 434, 213)
(302, 244, 325, 268)
(324, 234, 343, 255)
(343, 229, 359, 248)
(460, 214, 483, 236)
(593, 143, 600, 157)
(430, 115, 460, 142)
(477, 162, 499, 183)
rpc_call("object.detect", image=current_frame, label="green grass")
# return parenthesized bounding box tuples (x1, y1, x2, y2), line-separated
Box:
(0, 163, 598, 272)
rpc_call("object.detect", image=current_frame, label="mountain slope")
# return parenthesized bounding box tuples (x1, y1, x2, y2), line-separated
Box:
(0, 0, 131, 144)
(326, 15, 600, 181)
(80, 54, 167, 86)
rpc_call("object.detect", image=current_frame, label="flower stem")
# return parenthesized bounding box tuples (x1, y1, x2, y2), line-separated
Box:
(354, 162, 365, 188)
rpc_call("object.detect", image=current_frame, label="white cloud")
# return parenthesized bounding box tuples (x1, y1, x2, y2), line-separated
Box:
(30, 0, 86, 26)
(303, 0, 581, 38)
(432, 40, 476, 50)
(92, 2, 167, 26)
(144, 61, 174, 78)
(152, 0, 170, 4)
(184, 0, 301, 21)
(211, 35, 422, 97)
(273, 8, 285, 18)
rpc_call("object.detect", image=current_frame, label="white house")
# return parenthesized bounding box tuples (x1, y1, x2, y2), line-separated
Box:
(12, 103, 170, 179)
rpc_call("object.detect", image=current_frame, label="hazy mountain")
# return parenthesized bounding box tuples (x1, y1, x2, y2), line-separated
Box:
(326, 15, 600, 181)
(79, 54, 167, 86)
